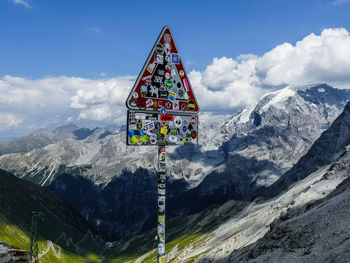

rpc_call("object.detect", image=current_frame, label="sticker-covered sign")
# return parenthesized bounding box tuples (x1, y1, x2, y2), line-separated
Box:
(125, 26, 199, 113)
(127, 110, 198, 146)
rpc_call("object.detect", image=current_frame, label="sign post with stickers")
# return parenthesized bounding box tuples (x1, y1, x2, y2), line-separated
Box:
(125, 26, 199, 263)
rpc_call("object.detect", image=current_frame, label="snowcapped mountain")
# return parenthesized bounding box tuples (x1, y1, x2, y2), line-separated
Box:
(1, 83, 350, 240)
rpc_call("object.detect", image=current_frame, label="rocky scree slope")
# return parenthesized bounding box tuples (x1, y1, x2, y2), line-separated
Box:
(105, 147, 350, 263)
(108, 111, 350, 262)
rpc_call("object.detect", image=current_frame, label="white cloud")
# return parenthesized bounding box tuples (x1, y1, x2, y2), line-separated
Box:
(13, 0, 31, 8)
(2, 27, 350, 139)
(0, 113, 22, 130)
(332, 0, 349, 6)
(0, 75, 134, 138)
(191, 27, 350, 113)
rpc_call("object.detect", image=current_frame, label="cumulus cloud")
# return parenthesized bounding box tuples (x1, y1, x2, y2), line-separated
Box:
(193, 27, 350, 116)
(2, 27, 350, 139)
(0, 75, 134, 138)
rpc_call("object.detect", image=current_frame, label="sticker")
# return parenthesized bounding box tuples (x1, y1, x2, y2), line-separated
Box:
(165, 72, 170, 80)
(158, 172, 166, 180)
(135, 113, 146, 120)
(166, 80, 173, 89)
(188, 100, 196, 111)
(160, 114, 173, 121)
(149, 86, 158, 97)
(180, 136, 188, 143)
(188, 123, 193, 131)
(164, 33, 171, 43)
(179, 70, 185, 78)
(128, 130, 148, 144)
(153, 100, 158, 111)
(158, 162, 166, 172)
(191, 116, 197, 125)
(181, 103, 188, 111)
(171, 53, 180, 64)
(182, 126, 187, 132)
(158, 255, 166, 263)
(140, 86, 148, 97)
(169, 135, 178, 143)
(158, 233, 165, 243)
(154, 76, 163, 83)
(137, 120, 142, 130)
(174, 116, 182, 128)
(159, 90, 168, 98)
(158, 243, 165, 255)
(164, 42, 172, 52)
(173, 100, 179, 110)
(137, 98, 146, 109)
(155, 43, 164, 54)
(150, 134, 157, 144)
(183, 78, 190, 91)
(147, 62, 156, 74)
(142, 121, 155, 132)
(165, 53, 171, 63)
(158, 223, 165, 234)
(142, 75, 152, 81)
(158, 196, 165, 206)
(158, 187, 165, 195)
(146, 98, 154, 107)
(168, 91, 176, 102)
(132, 92, 139, 99)
(158, 215, 165, 223)
(178, 89, 184, 97)
(129, 99, 137, 107)
(160, 126, 168, 137)
(171, 69, 176, 77)
(183, 92, 189, 100)
(191, 130, 197, 139)
(160, 107, 166, 115)
(165, 65, 171, 72)
(154, 54, 164, 64)
(165, 101, 172, 109)
(157, 69, 165, 76)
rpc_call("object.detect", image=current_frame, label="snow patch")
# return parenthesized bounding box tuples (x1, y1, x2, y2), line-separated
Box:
(261, 87, 296, 112)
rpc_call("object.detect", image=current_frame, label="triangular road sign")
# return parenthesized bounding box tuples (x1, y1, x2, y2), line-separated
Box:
(126, 26, 199, 114)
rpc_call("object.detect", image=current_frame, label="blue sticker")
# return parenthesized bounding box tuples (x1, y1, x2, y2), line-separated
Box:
(161, 107, 166, 115)
(171, 53, 180, 64)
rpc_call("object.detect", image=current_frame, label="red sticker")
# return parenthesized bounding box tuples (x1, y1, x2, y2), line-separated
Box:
(160, 114, 174, 121)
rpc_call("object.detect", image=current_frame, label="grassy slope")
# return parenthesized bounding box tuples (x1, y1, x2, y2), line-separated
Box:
(0, 169, 103, 262)
(103, 201, 247, 263)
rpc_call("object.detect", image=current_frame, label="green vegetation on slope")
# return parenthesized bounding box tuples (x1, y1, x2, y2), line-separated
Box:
(0, 169, 103, 262)
(103, 201, 247, 263)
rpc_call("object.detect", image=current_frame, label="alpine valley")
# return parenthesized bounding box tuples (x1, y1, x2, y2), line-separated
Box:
(0, 83, 350, 262)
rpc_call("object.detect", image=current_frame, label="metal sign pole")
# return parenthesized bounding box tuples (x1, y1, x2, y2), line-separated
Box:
(157, 145, 166, 263)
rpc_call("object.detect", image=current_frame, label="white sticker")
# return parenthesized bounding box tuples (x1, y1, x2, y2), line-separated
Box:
(174, 116, 182, 128)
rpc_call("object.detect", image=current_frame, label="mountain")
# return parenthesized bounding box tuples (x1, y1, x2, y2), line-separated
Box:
(0, 168, 104, 262)
(104, 147, 350, 262)
(103, 116, 350, 262)
(266, 98, 350, 197)
(1, 83, 350, 240)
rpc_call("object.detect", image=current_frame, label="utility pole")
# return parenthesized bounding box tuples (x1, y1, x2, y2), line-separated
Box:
(29, 211, 43, 263)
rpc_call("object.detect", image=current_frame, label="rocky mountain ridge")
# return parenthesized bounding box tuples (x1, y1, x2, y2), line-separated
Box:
(1, 83, 350, 240)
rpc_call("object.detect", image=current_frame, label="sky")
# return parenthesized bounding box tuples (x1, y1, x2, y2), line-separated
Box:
(1, 0, 350, 140)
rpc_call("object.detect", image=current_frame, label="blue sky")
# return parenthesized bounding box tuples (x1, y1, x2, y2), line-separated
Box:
(1, 0, 350, 140)
(1, 0, 350, 78)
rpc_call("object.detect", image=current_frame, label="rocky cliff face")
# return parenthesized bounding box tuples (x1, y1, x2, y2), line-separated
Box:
(267, 97, 350, 197)
(1, 84, 349, 240)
